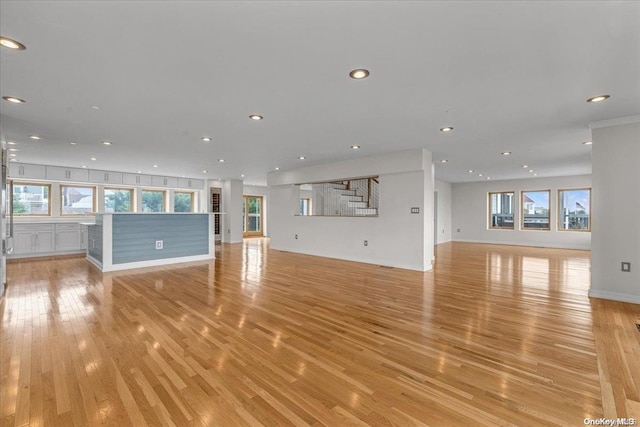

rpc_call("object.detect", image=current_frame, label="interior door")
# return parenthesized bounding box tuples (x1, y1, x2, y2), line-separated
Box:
(243, 195, 263, 237)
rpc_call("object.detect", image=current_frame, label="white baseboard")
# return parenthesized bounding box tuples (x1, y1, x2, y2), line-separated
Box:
(588, 289, 640, 305)
(452, 238, 590, 251)
(102, 253, 214, 272)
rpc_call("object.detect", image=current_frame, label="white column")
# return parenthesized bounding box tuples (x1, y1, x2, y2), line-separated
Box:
(422, 150, 435, 271)
(590, 120, 640, 303)
(222, 179, 244, 243)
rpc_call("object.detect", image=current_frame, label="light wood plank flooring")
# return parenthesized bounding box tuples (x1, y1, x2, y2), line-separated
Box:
(1, 240, 639, 426)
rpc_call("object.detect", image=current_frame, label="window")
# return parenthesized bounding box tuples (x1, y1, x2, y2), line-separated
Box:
(104, 188, 133, 212)
(174, 192, 194, 212)
(488, 192, 514, 229)
(300, 198, 311, 216)
(61, 185, 95, 215)
(12, 182, 50, 216)
(521, 190, 550, 230)
(558, 188, 591, 231)
(243, 196, 263, 236)
(141, 190, 165, 212)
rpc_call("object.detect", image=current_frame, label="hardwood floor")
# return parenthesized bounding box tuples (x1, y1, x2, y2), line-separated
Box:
(1, 240, 638, 426)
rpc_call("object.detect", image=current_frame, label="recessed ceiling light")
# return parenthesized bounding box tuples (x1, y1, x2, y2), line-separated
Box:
(583, 141, 593, 145)
(528, 169, 534, 173)
(81, 165, 88, 168)
(218, 178, 222, 181)
(522, 164, 528, 168)
(275, 167, 280, 171)
(218, 159, 225, 163)
(69, 141, 77, 145)
(9, 153, 16, 157)
(501, 152, 511, 156)
(0, 37, 26, 50)
(350, 145, 361, 150)
(587, 95, 610, 103)
(478, 173, 483, 177)
(182, 175, 186, 178)
(90, 157, 97, 161)
(137, 170, 142, 173)
(102, 141, 112, 145)
(29, 135, 41, 140)
(467, 169, 473, 173)
(440, 159, 448, 163)
(249, 114, 263, 120)
(202, 170, 208, 173)
(440, 127, 454, 132)
(7, 141, 17, 145)
(153, 164, 158, 168)
(91, 105, 101, 110)
(9, 158, 17, 162)
(2, 96, 26, 104)
(241, 174, 245, 178)
(298, 156, 306, 160)
(8, 148, 19, 152)
(533, 173, 538, 176)
(201, 137, 212, 142)
(349, 69, 370, 79)
(486, 177, 491, 180)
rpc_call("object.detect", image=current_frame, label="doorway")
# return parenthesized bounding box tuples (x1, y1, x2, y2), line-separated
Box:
(243, 195, 263, 237)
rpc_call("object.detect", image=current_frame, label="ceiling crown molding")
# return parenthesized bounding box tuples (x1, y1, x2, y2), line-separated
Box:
(590, 115, 640, 129)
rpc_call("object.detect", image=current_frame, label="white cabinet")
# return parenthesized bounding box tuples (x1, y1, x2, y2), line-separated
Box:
(123, 173, 152, 186)
(46, 166, 89, 182)
(89, 170, 123, 185)
(55, 223, 81, 251)
(8, 163, 47, 180)
(80, 225, 88, 250)
(151, 176, 179, 188)
(178, 178, 204, 189)
(12, 224, 55, 255)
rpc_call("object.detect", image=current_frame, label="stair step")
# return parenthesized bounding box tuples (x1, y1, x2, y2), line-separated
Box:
(355, 208, 378, 216)
(340, 195, 363, 202)
(348, 201, 368, 208)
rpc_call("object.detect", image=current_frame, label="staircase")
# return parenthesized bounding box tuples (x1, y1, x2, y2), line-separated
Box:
(317, 178, 379, 216)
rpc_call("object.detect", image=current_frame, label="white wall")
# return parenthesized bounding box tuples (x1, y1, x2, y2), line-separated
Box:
(244, 185, 269, 236)
(268, 149, 435, 271)
(451, 175, 592, 250)
(222, 179, 243, 243)
(435, 180, 452, 244)
(590, 121, 640, 304)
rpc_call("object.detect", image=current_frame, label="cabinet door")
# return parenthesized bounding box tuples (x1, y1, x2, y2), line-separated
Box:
(80, 227, 88, 250)
(68, 168, 90, 182)
(9, 163, 47, 179)
(13, 231, 34, 254)
(151, 176, 168, 187)
(56, 224, 81, 251)
(104, 172, 123, 185)
(34, 231, 55, 253)
(123, 173, 152, 186)
(46, 166, 70, 181)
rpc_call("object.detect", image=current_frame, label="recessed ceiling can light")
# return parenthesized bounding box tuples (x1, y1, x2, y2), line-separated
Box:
(349, 69, 370, 79)
(467, 169, 473, 173)
(201, 137, 212, 142)
(7, 148, 19, 152)
(275, 167, 280, 170)
(533, 173, 538, 176)
(249, 114, 263, 120)
(486, 177, 491, 180)
(587, 95, 610, 103)
(528, 169, 534, 173)
(501, 152, 511, 156)
(10, 158, 17, 162)
(102, 141, 112, 145)
(440, 159, 448, 163)
(583, 141, 593, 145)
(29, 135, 41, 140)
(91, 105, 101, 110)
(2, 96, 26, 104)
(440, 127, 454, 132)
(9, 153, 16, 157)
(478, 173, 483, 177)
(90, 157, 97, 161)
(202, 170, 208, 173)
(241, 174, 245, 178)
(7, 141, 16, 145)
(81, 165, 88, 168)
(153, 164, 158, 168)
(522, 165, 528, 168)
(0, 36, 26, 50)
(350, 145, 361, 150)
(70, 141, 77, 145)
(218, 159, 225, 163)
(298, 156, 306, 160)
(137, 170, 142, 173)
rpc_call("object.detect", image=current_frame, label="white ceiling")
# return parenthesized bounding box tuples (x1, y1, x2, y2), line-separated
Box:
(1, 1, 639, 185)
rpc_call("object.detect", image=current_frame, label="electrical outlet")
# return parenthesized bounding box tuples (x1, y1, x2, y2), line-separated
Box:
(457, 228, 461, 232)
(364, 240, 368, 246)
(621, 262, 631, 272)
(295, 234, 298, 239)
(155, 240, 163, 250)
